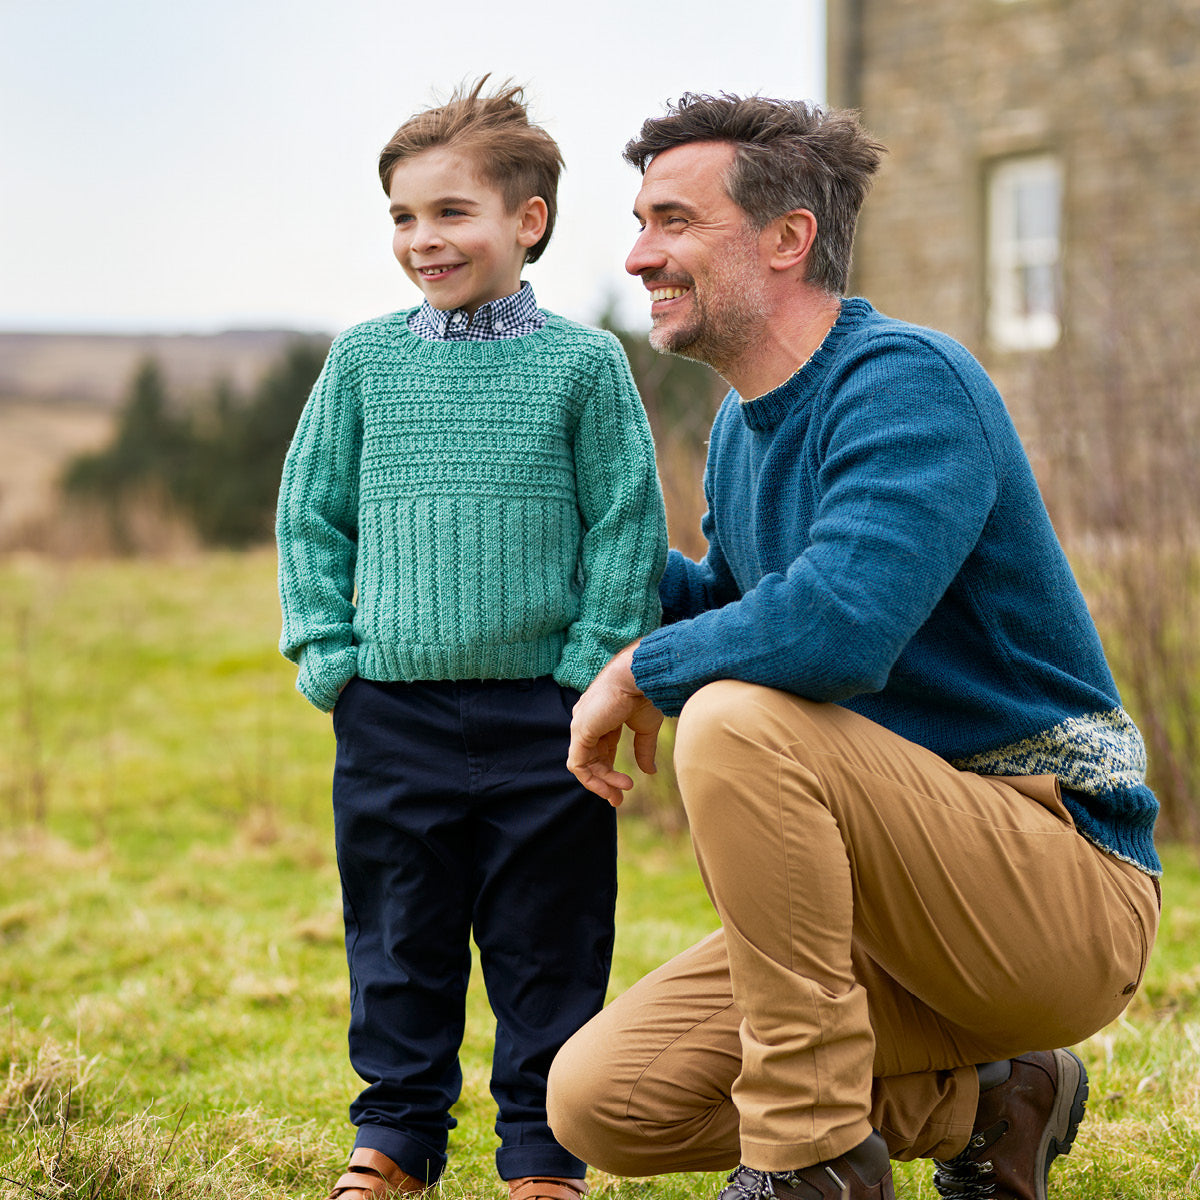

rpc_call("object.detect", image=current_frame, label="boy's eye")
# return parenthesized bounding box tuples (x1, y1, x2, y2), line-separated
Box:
(442, 208, 466, 218)
(393, 213, 413, 226)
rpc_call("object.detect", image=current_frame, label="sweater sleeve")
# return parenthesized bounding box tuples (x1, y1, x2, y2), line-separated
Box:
(276, 342, 362, 712)
(554, 334, 668, 692)
(632, 339, 1000, 716)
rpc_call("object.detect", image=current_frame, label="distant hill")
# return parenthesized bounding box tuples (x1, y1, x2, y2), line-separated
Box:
(0, 328, 331, 551)
(0, 328, 332, 409)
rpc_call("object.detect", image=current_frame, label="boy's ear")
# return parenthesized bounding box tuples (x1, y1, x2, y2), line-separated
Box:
(516, 196, 549, 250)
(766, 208, 818, 273)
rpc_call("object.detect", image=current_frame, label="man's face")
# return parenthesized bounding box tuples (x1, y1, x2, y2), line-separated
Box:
(626, 141, 769, 372)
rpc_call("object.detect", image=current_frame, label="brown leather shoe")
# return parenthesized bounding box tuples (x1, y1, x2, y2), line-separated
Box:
(932, 1049, 1089, 1199)
(507, 1178, 588, 1200)
(328, 1148, 429, 1199)
(717, 1132, 894, 1200)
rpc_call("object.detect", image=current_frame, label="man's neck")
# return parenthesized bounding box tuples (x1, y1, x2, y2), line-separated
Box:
(724, 293, 843, 400)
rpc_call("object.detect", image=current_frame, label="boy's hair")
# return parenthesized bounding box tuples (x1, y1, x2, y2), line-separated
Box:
(623, 93, 886, 296)
(379, 76, 563, 264)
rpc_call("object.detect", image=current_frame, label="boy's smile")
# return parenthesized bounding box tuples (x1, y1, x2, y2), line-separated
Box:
(388, 147, 547, 318)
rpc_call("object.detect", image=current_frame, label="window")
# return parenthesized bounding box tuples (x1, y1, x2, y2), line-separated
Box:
(986, 154, 1063, 350)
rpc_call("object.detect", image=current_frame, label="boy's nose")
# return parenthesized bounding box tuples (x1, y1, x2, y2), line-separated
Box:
(412, 220, 445, 251)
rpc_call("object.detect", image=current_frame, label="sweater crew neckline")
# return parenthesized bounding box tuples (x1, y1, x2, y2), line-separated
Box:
(737, 298, 871, 432)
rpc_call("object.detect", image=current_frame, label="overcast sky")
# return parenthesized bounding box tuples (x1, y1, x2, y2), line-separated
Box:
(1, 0, 825, 337)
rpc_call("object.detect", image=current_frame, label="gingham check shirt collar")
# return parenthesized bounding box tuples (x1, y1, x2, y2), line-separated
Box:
(407, 281, 546, 342)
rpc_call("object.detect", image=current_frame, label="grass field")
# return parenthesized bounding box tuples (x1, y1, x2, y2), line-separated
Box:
(1, 551, 1197, 1199)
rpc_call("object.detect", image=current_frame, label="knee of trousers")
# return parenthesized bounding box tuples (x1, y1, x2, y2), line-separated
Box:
(675, 680, 826, 809)
(676, 680, 758, 756)
(546, 1026, 640, 1176)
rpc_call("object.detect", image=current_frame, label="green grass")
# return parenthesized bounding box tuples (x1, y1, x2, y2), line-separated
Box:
(0, 551, 1197, 1198)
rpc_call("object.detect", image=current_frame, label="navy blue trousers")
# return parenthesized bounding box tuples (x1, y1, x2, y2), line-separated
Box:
(331, 676, 617, 1183)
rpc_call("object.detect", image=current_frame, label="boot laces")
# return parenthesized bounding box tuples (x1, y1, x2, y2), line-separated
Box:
(932, 1134, 997, 1199)
(722, 1168, 781, 1200)
(721, 1166, 820, 1200)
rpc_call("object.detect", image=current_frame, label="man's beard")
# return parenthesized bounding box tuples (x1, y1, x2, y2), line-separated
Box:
(647, 237, 768, 375)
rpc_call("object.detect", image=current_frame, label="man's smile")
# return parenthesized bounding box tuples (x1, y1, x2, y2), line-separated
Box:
(650, 286, 690, 302)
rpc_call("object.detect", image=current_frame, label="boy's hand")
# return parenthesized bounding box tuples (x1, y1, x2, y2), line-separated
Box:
(568, 642, 663, 807)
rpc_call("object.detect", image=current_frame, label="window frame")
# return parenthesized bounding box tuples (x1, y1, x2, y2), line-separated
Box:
(986, 153, 1064, 351)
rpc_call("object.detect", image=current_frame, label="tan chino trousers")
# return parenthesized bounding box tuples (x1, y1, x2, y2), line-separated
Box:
(548, 681, 1159, 1175)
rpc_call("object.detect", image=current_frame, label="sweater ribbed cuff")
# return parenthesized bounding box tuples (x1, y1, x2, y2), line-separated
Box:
(297, 643, 358, 712)
(631, 627, 695, 719)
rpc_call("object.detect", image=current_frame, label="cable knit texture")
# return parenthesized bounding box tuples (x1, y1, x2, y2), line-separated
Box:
(632, 297, 1159, 875)
(277, 310, 667, 712)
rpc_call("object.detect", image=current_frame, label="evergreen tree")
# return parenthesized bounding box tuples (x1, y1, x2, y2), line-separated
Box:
(190, 340, 328, 546)
(61, 339, 329, 551)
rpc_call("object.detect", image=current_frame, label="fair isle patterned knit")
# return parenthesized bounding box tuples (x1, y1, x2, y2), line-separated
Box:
(632, 298, 1160, 875)
(277, 309, 667, 714)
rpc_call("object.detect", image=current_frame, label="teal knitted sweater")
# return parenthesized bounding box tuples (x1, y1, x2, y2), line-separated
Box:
(277, 310, 667, 711)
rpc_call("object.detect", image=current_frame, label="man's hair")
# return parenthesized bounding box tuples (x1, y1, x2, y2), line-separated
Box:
(379, 76, 563, 263)
(623, 93, 886, 295)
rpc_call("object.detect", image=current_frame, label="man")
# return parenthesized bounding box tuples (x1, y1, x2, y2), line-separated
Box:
(547, 94, 1161, 1200)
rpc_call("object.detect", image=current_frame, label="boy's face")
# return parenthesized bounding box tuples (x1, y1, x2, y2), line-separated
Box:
(388, 147, 547, 318)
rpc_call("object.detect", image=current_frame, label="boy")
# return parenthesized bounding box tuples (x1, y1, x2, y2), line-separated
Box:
(276, 78, 667, 1200)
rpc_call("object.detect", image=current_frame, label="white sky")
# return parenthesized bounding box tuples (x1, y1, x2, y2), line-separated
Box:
(0, 0, 825, 336)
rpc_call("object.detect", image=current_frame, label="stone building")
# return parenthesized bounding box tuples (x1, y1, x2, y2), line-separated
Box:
(826, 0, 1200, 451)
(824, 2, 1200, 830)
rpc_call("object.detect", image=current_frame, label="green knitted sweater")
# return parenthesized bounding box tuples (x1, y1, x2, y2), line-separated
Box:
(276, 310, 667, 712)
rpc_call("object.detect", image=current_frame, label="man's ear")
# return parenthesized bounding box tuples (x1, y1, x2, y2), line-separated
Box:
(517, 196, 550, 249)
(767, 208, 818, 272)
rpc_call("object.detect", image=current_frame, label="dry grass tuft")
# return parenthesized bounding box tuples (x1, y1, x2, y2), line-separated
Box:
(0, 1016, 95, 1130)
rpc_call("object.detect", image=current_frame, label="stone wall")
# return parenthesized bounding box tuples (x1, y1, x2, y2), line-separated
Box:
(827, 0, 1200, 434)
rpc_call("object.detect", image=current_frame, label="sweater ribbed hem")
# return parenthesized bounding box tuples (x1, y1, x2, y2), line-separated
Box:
(1081, 831, 1162, 877)
(1063, 785, 1163, 876)
(358, 637, 566, 688)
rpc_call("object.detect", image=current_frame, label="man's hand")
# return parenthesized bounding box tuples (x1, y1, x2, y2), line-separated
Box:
(568, 642, 664, 806)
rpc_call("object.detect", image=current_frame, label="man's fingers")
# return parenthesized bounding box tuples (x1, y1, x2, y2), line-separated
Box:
(631, 725, 660, 775)
(577, 766, 632, 807)
(567, 726, 629, 805)
(566, 641, 658, 807)
(568, 753, 633, 806)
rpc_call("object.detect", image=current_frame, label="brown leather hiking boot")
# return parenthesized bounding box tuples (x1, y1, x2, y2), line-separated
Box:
(717, 1132, 894, 1200)
(932, 1049, 1088, 1199)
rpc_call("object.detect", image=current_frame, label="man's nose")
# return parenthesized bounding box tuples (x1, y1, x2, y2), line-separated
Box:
(625, 228, 665, 277)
